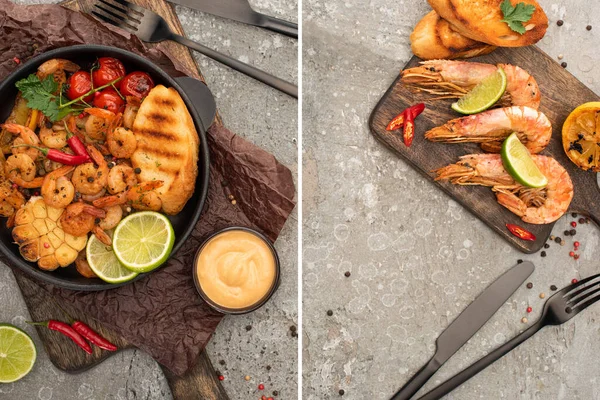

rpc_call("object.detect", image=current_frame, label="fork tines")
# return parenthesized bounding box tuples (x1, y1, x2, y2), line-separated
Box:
(563, 273, 600, 311)
(92, 0, 144, 33)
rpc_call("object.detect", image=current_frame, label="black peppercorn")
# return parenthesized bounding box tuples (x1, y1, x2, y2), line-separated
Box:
(134, 167, 142, 174)
(290, 325, 297, 332)
(344, 271, 351, 277)
(572, 213, 578, 218)
(550, 285, 558, 291)
(587, 25, 592, 31)
(339, 390, 345, 396)
(579, 217, 586, 224)
(327, 310, 333, 316)
(564, 230, 571, 236)
(245, 325, 252, 331)
(541, 251, 547, 257)
(517, 259, 523, 264)
(219, 360, 225, 365)
(570, 229, 576, 236)
(557, 20, 564, 26)
(544, 243, 550, 249)
(273, 391, 279, 396)
(266, 365, 271, 371)
(554, 237, 562, 243)
(45, 121, 53, 129)
(527, 282, 533, 289)
(561, 62, 567, 68)
(291, 331, 297, 337)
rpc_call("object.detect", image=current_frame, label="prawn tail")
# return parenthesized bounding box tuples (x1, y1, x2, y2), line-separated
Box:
(495, 191, 526, 217)
(92, 226, 112, 246)
(82, 205, 106, 218)
(433, 164, 474, 182)
(93, 193, 126, 208)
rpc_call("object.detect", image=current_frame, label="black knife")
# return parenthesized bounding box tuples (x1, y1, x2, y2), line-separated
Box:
(168, 0, 298, 38)
(390, 261, 535, 400)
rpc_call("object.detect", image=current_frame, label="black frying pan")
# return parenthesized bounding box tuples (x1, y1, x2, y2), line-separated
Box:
(0, 45, 215, 291)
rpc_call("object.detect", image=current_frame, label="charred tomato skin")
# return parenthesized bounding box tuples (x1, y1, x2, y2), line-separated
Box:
(120, 71, 155, 98)
(92, 57, 126, 87)
(93, 88, 125, 114)
(66, 71, 93, 102)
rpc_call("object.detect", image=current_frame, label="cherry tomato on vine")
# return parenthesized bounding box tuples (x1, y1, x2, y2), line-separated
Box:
(66, 71, 93, 102)
(120, 72, 155, 98)
(92, 57, 126, 87)
(93, 88, 125, 114)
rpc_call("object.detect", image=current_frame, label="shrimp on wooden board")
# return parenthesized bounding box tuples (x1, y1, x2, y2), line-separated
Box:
(59, 202, 106, 237)
(4, 154, 44, 188)
(41, 165, 75, 209)
(3, 123, 41, 161)
(401, 61, 541, 109)
(36, 59, 80, 86)
(434, 154, 573, 224)
(93, 181, 164, 212)
(425, 106, 552, 154)
(71, 145, 109, 195)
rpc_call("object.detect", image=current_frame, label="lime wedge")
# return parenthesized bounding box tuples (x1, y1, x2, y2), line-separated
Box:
(86, 231, 138, 284)
(502, 133, 548, 188)
(112, 211, 175, 273)
(451, 67, 507, 115)
(0, 324, 36, 383)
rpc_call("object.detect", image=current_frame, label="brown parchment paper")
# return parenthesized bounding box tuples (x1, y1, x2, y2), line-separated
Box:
(0, 0, 296, 376)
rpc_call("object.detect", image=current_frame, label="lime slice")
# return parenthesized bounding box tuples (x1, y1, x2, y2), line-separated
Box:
(112, 211, 175, 273)
(0, 324, 36, 383)
(502, 133, 548, 188)
(451, 67, 507, 115)
(86, 231, 138, 284)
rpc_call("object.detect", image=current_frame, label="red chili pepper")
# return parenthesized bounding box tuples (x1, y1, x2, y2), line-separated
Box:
(506, 223, 536, 241)
(64, 122, 91, 162)
(71, 321, 117, 352)
(17, 145, 89, 165)
(27, 320, 92, 354)
(386, 103, 425, 131)
(403, 113, 415, 147)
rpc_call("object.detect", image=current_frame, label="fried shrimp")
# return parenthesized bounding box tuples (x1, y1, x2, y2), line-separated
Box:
(71, 146, 109, 195)
(107, 127, 137, 159)
(4, 123, 41, 160)
(98, 205, 123, 230)
(123, 96, 140, 129)
(4, 154, 44, 188)
(37, 59, 80, 86)
(106, 164, 137, 194)
(434, 154, 573, 224)
(39, 124, 68, 149)
(41, 165, 75, 209)
(0, 181, 25, 217)
(93, 181, 163, 211)
(75, 252, 97, 278)
(425, 106, 552, 154)
(401, 61, 541, 109)
(84, 108, 117, 140)
(60, 202, 106, 237)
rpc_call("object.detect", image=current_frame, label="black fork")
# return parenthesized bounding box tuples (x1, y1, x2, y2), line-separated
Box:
(92, 0, 298, 98)
(416, 273, 600, 400)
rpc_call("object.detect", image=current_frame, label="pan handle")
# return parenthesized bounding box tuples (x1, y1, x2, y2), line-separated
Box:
(259, 14, 298, 38)
(175, 76, 217, 131)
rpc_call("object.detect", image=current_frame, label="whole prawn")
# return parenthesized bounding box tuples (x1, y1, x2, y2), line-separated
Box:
(41, 165, 75, 209)
(425, 106, 552, 154)
(401, 61, 541, 109)
(3, 123, 41, 161)
(434, 154, 573, 224)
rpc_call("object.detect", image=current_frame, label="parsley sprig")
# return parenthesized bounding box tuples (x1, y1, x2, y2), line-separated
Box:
(15, 74, 123, 122)
(500, 0, 536, 35)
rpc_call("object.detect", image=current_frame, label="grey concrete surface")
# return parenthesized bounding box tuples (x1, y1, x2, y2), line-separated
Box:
(1, 0, 298, 399)
(303, 1, 600, 399)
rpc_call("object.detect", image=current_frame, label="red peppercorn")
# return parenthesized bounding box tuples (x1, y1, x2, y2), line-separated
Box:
(78, 112, 86, 119)
(571, 221, 577, 227)
(569, 251, 575, 257)
(572, 278, 578, 284)
(574, 254, 580, 260)
(43, 242, 50, 249)
(268, 398, 274, 400)
(526, 306, 532, 313)
(13, 57, 20, 64)
(218, 375, 224, 381)
(574, 241, 580, 247)
(258, 384, 265, 391)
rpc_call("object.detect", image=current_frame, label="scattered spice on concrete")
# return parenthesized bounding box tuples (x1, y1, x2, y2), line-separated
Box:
(526, 306, 532, 313)
(564, 230, 571, 236)
(245, 375, 251, 381)
(560, 240, 565, 246)
(344, 271, 351, 277)
(258, 383, 265, 390)
(554, 237, 562, 244)
(540, 251, 546, 257)
(569, 251, 575, 257)
(517, 259, 523, 264)
(574, 254, 580, 260)
(218, 375, 225, 381)
(557, 20, 564, 26)
(587, 25, 592, 31)
(327, 310, 333, 316)
(579, 217, 586, 224)
(544, 243, 550, 249)
(526, 282, 533, 289)
(272, 391, 279, 396)
(571, 221, 577, 228)
(539, 293, 545, 299)
(266, 365, 271, 371)
(558, 54, 564, 60)
(561, 62, 567, 68)
(572, 278, 579, 284)
(231, 200, 237, 205)
(570, 229, 576, 236)
(550, 235, 555, 241)
(339, 390, 345, 396)
(246, 325, 252, 331)
(290, 325, 297, 332)
(550, 285, 557, 291)
(219, 360, 226, 365)
(521, 317, 528, 323)
(572, 213, 578, 218)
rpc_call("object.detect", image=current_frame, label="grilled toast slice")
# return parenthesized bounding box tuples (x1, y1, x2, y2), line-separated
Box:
(428, 0, 548, 47)
(411, 10, 496, 60)
(131, 85, 199, 215)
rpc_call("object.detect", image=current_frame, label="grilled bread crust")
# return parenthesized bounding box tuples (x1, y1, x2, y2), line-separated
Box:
(411, 10, 496, 60)
(428, 0, 548, 47)
(131, 85, 199, 215)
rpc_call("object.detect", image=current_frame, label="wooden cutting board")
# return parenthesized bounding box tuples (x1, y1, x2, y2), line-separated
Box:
(12, 0, 228, 398)
(369, 46, 600, 254)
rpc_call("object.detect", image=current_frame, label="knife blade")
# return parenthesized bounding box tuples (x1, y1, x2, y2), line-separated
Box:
(390, 261, 535, 400)
(168, 0, 298, 38)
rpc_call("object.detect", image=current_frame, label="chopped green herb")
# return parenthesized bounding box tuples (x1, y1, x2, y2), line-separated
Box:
(500, 0, 536, 35)
(15, 74, 77, 122)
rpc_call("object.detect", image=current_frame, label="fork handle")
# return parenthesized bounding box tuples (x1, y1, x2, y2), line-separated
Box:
(259, 14, 298, 38)
(415, 321, 544, 400)
(171, 34, 297, 98)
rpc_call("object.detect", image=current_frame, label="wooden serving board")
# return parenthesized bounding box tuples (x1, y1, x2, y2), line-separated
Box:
(12, 0, 228, 398)
(369, 46, 600, 254)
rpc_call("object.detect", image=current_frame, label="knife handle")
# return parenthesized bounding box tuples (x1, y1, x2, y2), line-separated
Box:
(416, 321, 544, 400)
(260, 14, 298, 38)
(390, 356, 441, 400)
(171, 33, 298, 98)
